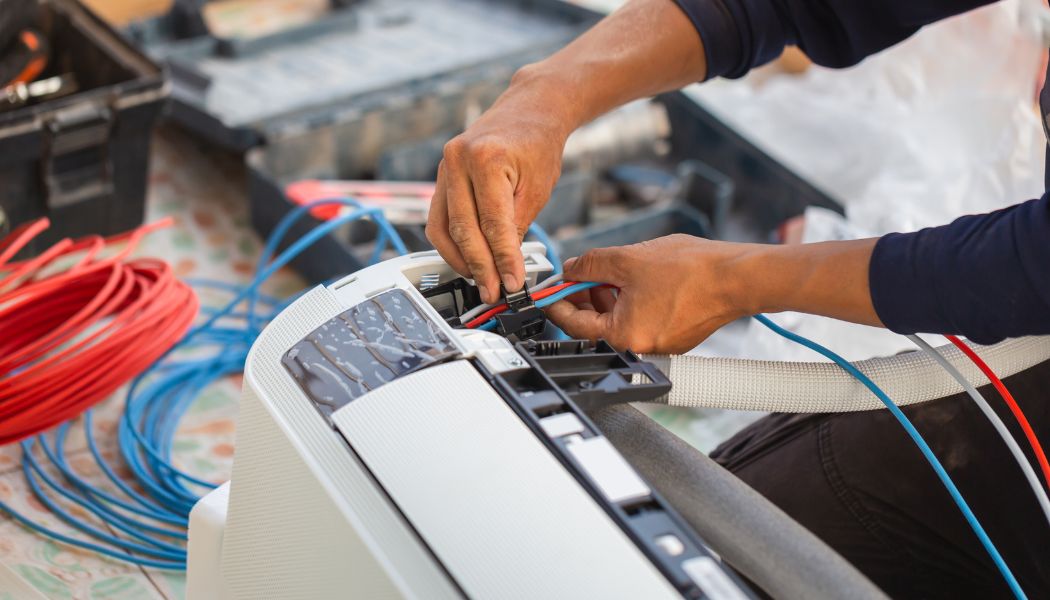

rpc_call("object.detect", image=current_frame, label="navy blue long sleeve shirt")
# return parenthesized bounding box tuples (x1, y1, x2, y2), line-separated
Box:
(673, 0, 1050, 343)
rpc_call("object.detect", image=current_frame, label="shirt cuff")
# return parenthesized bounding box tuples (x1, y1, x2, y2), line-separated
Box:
(869, 231, 951, 338)
(869, 199, 1050, 345)
(671, 0, 789, 80)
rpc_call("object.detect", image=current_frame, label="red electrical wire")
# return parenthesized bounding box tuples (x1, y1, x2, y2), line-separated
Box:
(945, 334, 1050, 490)
(464, 281, 582, 329)
(0, 218, 198, 445)
(0, 218, 50, 265)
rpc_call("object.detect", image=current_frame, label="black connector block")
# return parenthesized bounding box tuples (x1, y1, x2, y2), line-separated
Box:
(421, 277, 483, 327)
(495, 284, 546, 342)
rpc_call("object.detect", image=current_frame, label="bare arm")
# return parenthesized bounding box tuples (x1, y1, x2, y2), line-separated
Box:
(515, 0, 708, 128)
(748, 239, 881, 327)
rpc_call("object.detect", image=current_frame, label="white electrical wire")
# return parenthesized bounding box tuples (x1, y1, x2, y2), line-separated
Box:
(908, 334, 1050, 529)
(533, 273, 565, 293)
(457, 273, 564, 323)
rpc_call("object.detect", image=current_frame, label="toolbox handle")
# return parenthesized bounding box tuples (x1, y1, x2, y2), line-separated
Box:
(42, 101, 115, 210)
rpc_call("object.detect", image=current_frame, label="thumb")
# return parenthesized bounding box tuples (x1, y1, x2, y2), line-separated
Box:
(545, 300, 614, 343)
(563, 247, 628, 287)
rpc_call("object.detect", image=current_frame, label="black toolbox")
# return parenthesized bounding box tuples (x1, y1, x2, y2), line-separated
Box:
(130, 0, 841, 283)
(0, 0, 168, 255)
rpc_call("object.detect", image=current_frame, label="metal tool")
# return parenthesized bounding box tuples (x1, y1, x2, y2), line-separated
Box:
(1, 73, 76, 109)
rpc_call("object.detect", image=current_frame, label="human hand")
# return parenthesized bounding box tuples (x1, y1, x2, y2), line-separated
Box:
(545, 234, 882, 354)
(545, 235, 754, 354)
(425, 0, 709, 305)
(425, 70, 572, 304)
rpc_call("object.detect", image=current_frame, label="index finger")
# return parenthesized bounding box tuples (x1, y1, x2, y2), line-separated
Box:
(471, 164, 525, 294)
(444, 159, 502, 303)
(425, 162, 471, 278)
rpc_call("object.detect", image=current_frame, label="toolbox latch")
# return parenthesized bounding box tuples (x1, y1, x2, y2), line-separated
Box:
(43, 102, 115, 210)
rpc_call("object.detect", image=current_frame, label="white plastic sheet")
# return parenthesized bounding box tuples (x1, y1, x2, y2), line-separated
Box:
(686, 0, 1048, 362)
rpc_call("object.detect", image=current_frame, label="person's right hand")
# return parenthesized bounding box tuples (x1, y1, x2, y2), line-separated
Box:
(546, 235, 754, 354)
(425, 69, 572, 304)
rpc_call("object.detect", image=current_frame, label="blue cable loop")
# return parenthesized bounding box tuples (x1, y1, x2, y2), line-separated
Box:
(248, 198, 408, 331)
(752, 313, 1026, 600)
(20, 441, 186, 561)
(28, 440, 186, 552)
(527, 223, 562, 276)
(525, 223, 570, 339)
(0, 501, 184, 570)
(36, 433, 186, 541)
(54, 419, 186, 526)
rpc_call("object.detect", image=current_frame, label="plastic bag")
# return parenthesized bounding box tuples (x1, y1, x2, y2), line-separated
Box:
(685, 0, 1047, 362)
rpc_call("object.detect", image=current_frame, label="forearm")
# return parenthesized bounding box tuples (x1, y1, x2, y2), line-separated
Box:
(492, 0, 706, 137)
(735, 239, 883, 327)
(498, 0, 996, 136)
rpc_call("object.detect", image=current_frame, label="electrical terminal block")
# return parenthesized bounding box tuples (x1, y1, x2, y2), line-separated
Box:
(495, 283, 546, 342)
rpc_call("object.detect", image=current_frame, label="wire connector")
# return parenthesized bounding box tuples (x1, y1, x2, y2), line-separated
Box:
(495, 283, 546, 342)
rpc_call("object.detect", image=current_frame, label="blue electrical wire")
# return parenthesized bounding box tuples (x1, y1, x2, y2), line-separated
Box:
(20, 441, 185, 561)
(525, 223, 570, 339)
(35, 435, 185, 541)
(0, 501, 184, 570)
(0, 198, 410, 570)
(527, 223, 562, 276)
(752, 313, 1026, 600)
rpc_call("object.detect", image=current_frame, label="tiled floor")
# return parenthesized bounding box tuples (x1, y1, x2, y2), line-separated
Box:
(0, 127, 303, 600)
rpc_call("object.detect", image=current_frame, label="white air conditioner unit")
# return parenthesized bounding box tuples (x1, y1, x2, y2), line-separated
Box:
(184, 243, 879, 600)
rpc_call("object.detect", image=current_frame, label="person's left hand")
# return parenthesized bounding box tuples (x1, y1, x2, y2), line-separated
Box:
(545, 234, 756, 354)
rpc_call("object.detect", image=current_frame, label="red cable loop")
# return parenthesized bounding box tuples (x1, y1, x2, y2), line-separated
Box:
(0, 218, 50, 265)
(0, 219, 198, 444)
(945, 335, 1050, 490)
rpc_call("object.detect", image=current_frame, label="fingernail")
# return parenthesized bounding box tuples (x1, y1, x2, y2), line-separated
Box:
(478, 284, 492, 303)
(562, 257, 577, 271)
(501, 273, 520, 292)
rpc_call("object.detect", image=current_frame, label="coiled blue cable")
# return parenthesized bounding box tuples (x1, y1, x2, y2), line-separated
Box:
(753, 313, 1026, 600)
(0, 198, 410, 570)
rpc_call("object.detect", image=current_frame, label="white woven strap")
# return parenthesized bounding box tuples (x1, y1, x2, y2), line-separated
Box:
(647, 336, 1050, 412)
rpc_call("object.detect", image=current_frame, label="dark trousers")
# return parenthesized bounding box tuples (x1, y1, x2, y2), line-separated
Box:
(711, 359, 1050, 599)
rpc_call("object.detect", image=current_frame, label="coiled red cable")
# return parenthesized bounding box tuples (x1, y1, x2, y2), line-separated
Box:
(0, 218, 198, 445)
(945, 335, 1050, 490)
